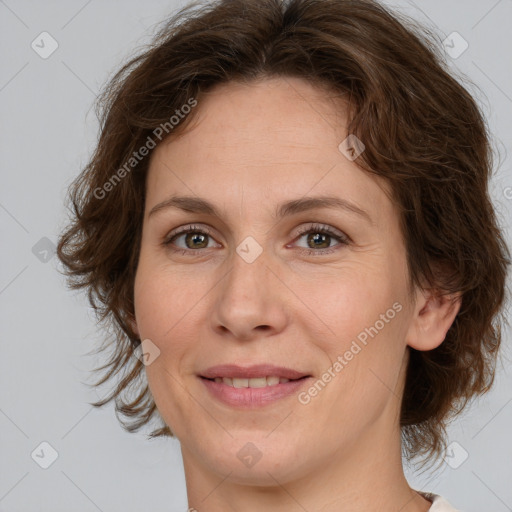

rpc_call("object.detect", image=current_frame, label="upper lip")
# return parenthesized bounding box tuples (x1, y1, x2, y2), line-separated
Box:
(200, 364, 310, 380)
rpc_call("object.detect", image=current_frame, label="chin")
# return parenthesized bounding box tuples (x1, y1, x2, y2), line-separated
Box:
(188, 434, 310, 485)
(211, 455, 305, 486)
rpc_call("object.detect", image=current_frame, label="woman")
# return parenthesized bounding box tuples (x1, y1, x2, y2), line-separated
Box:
(57, 0, 510, 510)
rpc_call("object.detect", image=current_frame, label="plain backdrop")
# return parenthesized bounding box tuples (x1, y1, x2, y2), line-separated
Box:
(1, 0, 511, 511)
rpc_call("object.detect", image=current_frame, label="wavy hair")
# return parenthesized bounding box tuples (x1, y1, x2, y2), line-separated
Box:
(56, 0, 511, 469)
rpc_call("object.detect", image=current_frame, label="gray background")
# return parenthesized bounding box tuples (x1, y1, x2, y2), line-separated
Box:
(1, 0, 511, 511)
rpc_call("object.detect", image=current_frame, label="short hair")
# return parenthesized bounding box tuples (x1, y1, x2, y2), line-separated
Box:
(57, 0, 511, 469)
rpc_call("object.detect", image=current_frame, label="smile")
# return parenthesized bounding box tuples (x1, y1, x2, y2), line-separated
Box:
(200, 377, 311, 408)
(210, 376, 295, 387)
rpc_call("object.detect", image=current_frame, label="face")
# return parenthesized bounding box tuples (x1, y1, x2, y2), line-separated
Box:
(132, 77, 421, 486)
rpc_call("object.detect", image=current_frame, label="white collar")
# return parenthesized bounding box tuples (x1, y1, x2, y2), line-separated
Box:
(417, 491, 460, 511)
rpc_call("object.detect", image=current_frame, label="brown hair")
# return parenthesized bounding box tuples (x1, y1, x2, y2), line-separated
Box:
(57, 0, 511, 469)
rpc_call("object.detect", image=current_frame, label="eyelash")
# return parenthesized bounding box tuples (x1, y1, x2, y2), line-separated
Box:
(163, 223, 350, 257)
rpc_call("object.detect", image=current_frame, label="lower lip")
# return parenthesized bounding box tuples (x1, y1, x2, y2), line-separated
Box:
(200, 377, 311, 408)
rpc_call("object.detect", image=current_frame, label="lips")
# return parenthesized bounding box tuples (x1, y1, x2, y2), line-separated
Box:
(200, 364, 310, 381)
(199, 364, 312, 407)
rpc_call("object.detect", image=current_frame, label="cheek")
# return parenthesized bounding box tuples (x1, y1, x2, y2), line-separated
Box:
(133, 265, 202, 435)
(133, 260, 213, 373)
(296, 272, 408, 402)
(296, 286, 407, 443)
(133, 257, 202, 341)
(299, 269, 399, 344)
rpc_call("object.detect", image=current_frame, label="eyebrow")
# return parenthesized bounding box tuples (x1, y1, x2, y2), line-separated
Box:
(148, 195, 373, 225)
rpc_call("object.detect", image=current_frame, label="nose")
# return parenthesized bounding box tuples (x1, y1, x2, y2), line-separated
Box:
(210, 247, 289, 342)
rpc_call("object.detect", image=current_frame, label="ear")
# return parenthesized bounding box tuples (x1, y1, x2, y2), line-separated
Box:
(406, 286, 462, 351)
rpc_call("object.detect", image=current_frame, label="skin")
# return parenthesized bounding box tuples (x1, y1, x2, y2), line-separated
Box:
(131, 76, 461, 512)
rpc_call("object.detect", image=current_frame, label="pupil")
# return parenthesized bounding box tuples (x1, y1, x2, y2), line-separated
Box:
(186, 233, 208, 249)
(308, 233, 329, 249)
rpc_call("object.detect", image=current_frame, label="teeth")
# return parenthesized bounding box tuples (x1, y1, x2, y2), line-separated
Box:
(214, 376, 294, 388)
(233, 377, 249, 388)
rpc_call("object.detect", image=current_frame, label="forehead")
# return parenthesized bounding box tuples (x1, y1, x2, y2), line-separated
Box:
(171, 76, 351, 152)
(146, 77, 394, 220)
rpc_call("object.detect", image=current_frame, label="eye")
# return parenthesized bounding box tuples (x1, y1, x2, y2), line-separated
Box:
(163, 224, 220, 255)
(290, 223, 350, 256)
(163, 222, 350, 257)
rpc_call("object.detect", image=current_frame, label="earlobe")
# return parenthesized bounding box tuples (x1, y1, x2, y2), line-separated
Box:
(406, 287, 462, 351)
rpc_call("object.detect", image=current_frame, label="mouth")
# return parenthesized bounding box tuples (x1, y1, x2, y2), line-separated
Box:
(200, 375, 309, 388)
(199, 363, 311, 382)
(198, 364, 312, 407)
